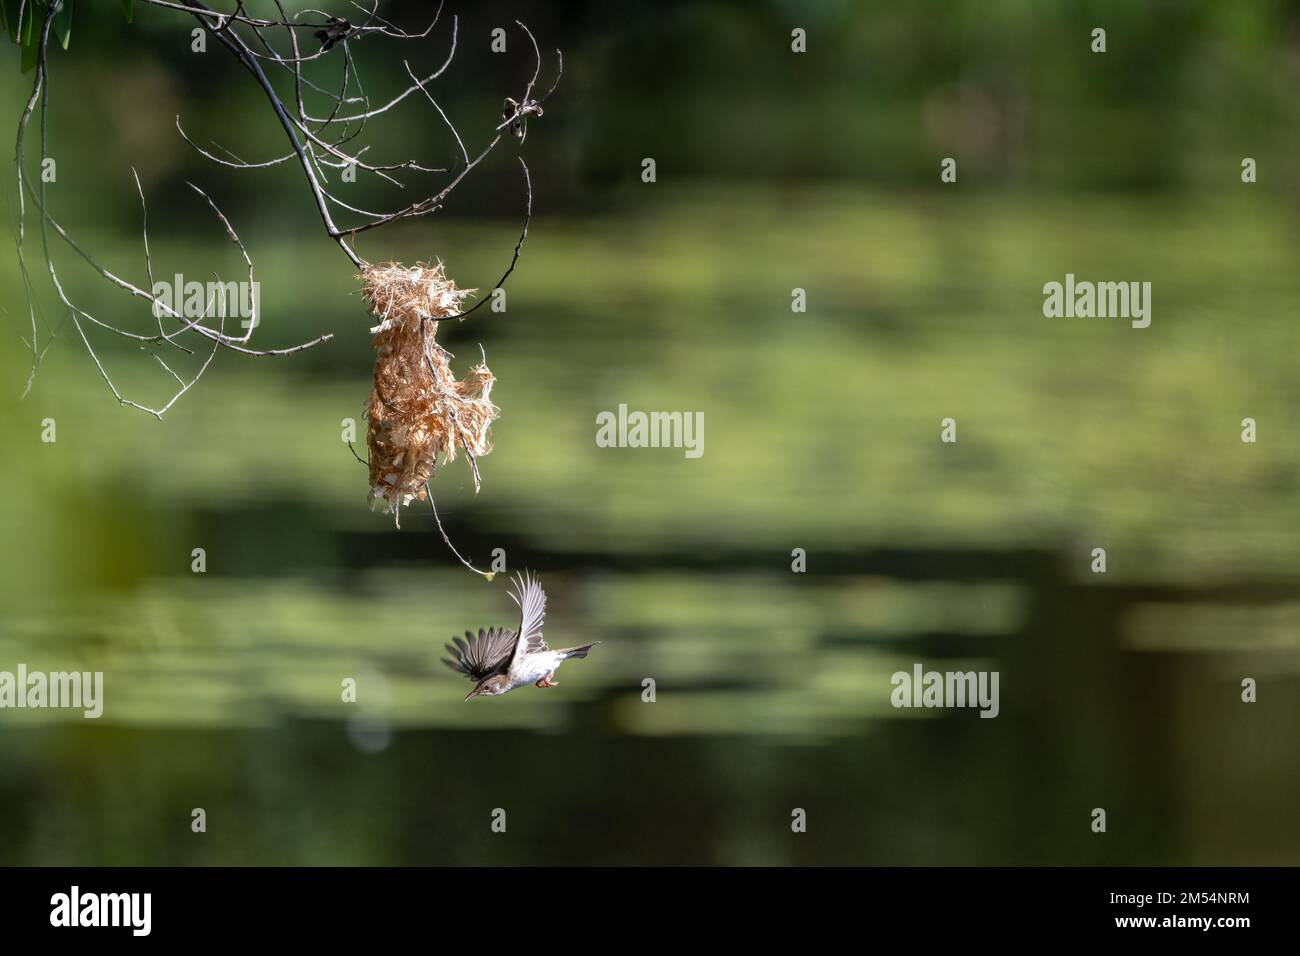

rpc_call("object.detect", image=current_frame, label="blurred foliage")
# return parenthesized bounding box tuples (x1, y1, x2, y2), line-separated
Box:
(1, 0, 118, 69)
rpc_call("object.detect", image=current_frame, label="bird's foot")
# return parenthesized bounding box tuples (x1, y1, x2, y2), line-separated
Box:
(535, 673, 558, 688)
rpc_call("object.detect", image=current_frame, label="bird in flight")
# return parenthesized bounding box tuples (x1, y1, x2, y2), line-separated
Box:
(442, 572, 599, 700)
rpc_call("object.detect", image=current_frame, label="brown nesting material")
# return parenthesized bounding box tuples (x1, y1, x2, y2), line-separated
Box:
(360, 261, 499, 515)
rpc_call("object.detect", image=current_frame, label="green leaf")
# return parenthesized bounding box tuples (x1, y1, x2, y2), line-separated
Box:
(1, 0, 21, 45)
(53, 0, 72, 50)
(21, 0, 36, 48)
(121, 0, 133, 25)
(19, 23, 37, 73)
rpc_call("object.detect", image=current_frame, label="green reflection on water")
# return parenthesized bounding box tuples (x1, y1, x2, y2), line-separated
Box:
(2, 188, 1298, 864)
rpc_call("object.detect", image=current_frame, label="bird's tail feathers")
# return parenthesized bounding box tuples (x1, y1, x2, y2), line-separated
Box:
(557, 641, 600, 660)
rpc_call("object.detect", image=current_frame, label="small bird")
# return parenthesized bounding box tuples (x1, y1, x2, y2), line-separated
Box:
(314, 16, 352, 52)
(502, 96, 543, 144)
(443, 572, 598, 700)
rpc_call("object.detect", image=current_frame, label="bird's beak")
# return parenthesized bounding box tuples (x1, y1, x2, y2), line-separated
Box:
(465, 688, 479, 701)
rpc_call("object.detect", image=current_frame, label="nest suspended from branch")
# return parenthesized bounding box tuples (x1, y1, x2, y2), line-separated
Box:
(361, 262, 499, 515)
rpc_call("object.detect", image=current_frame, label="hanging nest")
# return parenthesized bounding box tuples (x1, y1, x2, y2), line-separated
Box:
(360, 261, 499, 516)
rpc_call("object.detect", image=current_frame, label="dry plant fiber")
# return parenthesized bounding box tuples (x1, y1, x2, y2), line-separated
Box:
(361, 261, 499, 515)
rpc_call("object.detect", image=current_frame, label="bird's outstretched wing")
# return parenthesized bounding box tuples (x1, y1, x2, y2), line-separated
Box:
(442, 627, 518, 682)
(506, 572, 548, 671)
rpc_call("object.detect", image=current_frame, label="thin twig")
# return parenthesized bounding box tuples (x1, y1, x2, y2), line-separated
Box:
(425, 481, 491, 578)
(13, 2, 558, 426)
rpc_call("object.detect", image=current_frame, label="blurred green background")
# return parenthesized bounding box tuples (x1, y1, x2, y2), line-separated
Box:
(1, 0, 1298, 864)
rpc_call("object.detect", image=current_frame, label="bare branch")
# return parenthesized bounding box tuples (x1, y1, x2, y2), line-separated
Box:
(405, 59, 468, 168)
(438, 158, 533, 324)
(12, 1, 560, 421)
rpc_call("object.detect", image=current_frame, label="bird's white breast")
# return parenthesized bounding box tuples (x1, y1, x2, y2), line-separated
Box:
(510, 651, 566, 688)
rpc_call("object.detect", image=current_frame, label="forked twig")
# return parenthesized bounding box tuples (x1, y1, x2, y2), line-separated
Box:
(13, 1, 561, 418)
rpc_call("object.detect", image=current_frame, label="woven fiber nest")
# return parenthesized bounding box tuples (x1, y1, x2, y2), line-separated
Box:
(360, 261, 499, 515)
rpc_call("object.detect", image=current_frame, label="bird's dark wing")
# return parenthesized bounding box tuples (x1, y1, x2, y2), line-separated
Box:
(506, 572, 548, 672)
(442, 627, 518, 682)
